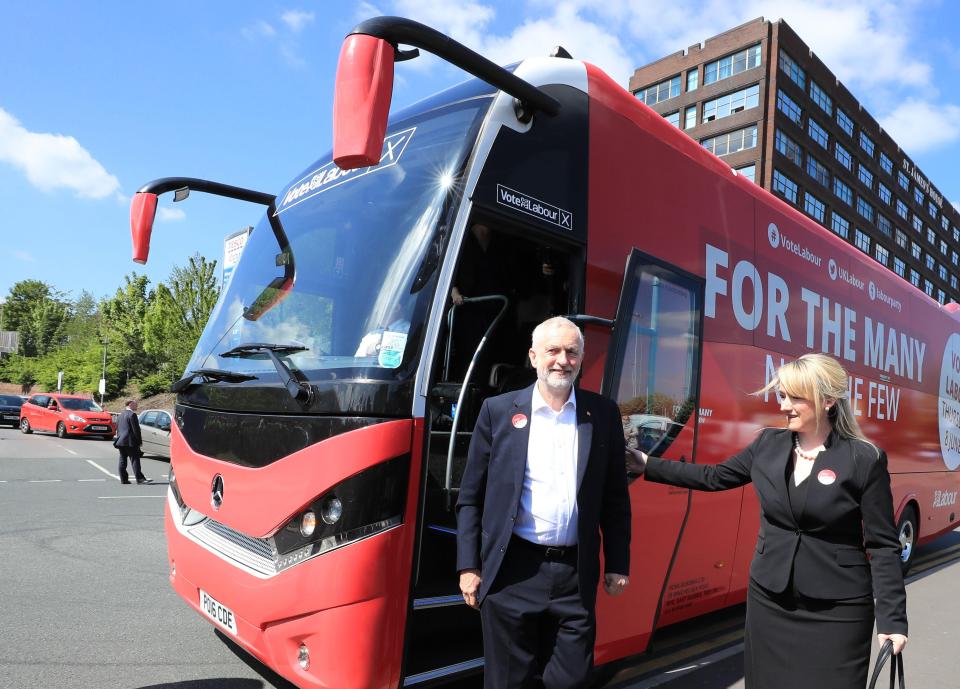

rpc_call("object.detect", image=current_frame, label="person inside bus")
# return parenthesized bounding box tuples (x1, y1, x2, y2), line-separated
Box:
(449, 222, 513, 379)
(625, 353, 907, 689)
(457, 316, 631, 689)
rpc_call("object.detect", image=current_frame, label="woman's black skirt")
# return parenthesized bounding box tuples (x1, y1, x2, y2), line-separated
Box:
(745, 578, 874, 689)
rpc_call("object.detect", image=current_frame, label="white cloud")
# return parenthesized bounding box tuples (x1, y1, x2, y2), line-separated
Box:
(880, 99, 960, 153)
(281, 10, 315, 33)
(157, 207, 186, 222)
(0, 108, 121, 200)
(13, 250, 35, 263)
(241, 20, 277, 40)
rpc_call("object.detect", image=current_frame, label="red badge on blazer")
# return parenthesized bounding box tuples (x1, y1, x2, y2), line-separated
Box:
(817, 469, 837, 485)
(512, 413, 527, 429)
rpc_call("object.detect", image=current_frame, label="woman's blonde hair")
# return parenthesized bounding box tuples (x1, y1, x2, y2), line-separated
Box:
(758, 353, 868, 442)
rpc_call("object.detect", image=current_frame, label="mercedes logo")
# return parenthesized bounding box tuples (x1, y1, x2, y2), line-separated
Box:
(211, 474, 224, 510)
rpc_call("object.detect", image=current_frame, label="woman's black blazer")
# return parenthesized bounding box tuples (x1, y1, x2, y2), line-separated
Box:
(644, 427, 907, 634)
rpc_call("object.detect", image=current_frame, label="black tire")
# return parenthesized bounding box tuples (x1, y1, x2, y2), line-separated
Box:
(897, 504, 919, 574)
(56, 422, 69, 439)
(20, 418, 32, 434)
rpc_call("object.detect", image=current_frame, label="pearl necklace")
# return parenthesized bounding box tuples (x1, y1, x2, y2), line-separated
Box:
(793, 435, 822, 461)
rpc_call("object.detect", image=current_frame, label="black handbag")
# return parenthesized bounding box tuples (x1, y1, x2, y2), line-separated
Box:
(868, 639, 905, 689)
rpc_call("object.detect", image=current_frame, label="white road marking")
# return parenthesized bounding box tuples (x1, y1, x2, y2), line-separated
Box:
(28, 479, 62, 483)
(97, 495, 165, 499)
(56, 444, 78, 456)
(85, 459, 120, 481)
(78, 478, 106, 482)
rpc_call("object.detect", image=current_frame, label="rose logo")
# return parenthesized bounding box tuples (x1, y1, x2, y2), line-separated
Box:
(828, 259, 838, 280)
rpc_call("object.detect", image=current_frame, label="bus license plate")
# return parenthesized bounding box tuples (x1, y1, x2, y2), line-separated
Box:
(199, 589, 238, 636)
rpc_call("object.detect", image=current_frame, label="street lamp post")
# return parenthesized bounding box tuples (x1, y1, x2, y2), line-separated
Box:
(100, 341, 107, 406)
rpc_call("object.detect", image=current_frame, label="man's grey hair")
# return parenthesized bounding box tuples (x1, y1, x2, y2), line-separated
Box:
(530, 316, 584, 351)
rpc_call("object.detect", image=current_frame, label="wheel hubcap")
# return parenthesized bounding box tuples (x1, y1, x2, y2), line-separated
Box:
(899, 522, 914, 562)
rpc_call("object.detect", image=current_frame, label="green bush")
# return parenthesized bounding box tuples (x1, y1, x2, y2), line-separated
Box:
(138, 373, 172, 397)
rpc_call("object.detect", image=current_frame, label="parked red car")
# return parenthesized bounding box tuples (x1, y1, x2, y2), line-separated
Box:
(19, 393, 116, 439)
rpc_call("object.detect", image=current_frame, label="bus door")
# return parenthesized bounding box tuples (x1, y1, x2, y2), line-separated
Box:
(404, 213, 584, 685)
(596, 249, 704, 660)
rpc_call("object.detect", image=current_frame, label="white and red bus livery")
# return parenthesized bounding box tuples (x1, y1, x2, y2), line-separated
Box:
(129, 16, 960, 689)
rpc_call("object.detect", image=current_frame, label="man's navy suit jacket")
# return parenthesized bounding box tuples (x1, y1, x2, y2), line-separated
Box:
(456, 383, 631, 609)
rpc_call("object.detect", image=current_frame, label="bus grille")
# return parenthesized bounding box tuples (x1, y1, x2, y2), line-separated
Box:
(189, 519, 277, 576)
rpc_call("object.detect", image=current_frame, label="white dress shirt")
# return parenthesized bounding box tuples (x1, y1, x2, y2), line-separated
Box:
(513, 384, 579, 546)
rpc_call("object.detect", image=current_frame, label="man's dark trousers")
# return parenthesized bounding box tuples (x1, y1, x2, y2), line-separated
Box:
(117, 447, 145, 483)
(481, 537, 594, 689)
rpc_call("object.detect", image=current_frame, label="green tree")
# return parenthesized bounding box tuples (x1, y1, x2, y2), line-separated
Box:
(1, 280, 69, 356)
(100, 273, 155, 386)
(145, 254, 220, 379)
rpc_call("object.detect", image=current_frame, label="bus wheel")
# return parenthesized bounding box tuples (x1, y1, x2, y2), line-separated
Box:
(897, 505, 918, 574)
(57, 422, 69, 439)
(20, 418, 32, 434)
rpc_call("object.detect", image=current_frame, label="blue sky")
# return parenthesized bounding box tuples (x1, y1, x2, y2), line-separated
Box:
(2, 0, 958, 303)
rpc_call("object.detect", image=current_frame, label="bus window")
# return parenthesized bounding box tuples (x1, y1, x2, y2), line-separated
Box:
(605, 250, 703, 462)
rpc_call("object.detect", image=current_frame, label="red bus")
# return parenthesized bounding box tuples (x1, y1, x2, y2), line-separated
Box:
(129, 17, 960, 689)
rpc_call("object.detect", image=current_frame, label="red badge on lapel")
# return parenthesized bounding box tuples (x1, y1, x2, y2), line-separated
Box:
(817, 469, 837, 485)
(512, 413, 527, 429)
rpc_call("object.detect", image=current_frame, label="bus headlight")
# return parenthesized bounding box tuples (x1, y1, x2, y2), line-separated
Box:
(273, 454, 409, 571)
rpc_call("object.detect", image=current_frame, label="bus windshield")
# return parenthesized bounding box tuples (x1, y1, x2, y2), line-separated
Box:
(188, 94, 490, 389)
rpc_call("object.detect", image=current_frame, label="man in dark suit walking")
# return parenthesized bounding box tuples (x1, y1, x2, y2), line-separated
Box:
(115, 400, 151, 485)
(457, 316, 631, 689)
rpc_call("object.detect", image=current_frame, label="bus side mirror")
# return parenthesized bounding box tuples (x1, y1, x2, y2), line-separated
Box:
(130, 192, 159, 264)
(333, 34, 395, 170)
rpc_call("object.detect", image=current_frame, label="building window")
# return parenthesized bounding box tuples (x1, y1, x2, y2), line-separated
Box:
(914, 214, 923, 233)
(939, 288, 947, 304)
(894, 257, 906, 277)
(954, 227, 959, 242)
(832, 213, 850, 238)
(859, 131, 875, 157)
(911, 241, 921, 260)
(687, 68, 698, 92)
(806, 155, 830, 188)
(895, 229, 907, 248)
(880, 152, 893, 174)
(914, 187, 924, 205)
(775, 128, 803, 166)
(878, 183, 891, 205)
(874, 243, 889, 266)
(877, 214, 893, 237)
(779, 49, 806, 89)
(925, 280, 934, 297)
(834, 178, 852, 206)
(942, 216, 950, 231)
(834, 142, 852, 170)
(952, 250, 959, 266)
(928, 200, 938, 219)
(952, 275, 958, 290)
(776, 89, 803, 125)
(809, 80, 833, 115)
(637, 75, 681, 105)
(925, 253, 935, 270)
(804, 192, 826, 222)
(665, 111, 680, 127)
(910, 270, 920, 287)
(836, 107, 854, 136)
(896, 199, 908, 220)
(685, 106, 697, 130)
(898, 170, 909, 190)
(857, 197, 874, 222)
(940, 264, 949, 281)
(808, 118, 829, 148)
(927, 227, 936, 245)
(702, 84, 760, 123)
(702, 124, 758, 156)
(704, 44, 761, 85)
(940, 239, 948, 255)
(857, 164, 873, 190)
(773, 169, 798, 204)
(854, 228, 871, 253)
(736, 164, 757, 183)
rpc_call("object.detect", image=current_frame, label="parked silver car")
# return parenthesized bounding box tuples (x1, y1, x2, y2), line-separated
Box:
(138, 409, 172, 458)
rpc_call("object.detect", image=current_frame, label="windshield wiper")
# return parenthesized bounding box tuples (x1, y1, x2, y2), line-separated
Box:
(171, 368, 258, 393)
(219, 343, 313, 404)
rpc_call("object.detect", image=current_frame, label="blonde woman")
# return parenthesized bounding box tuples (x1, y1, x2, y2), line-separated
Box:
(627, 353, 907, 689)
